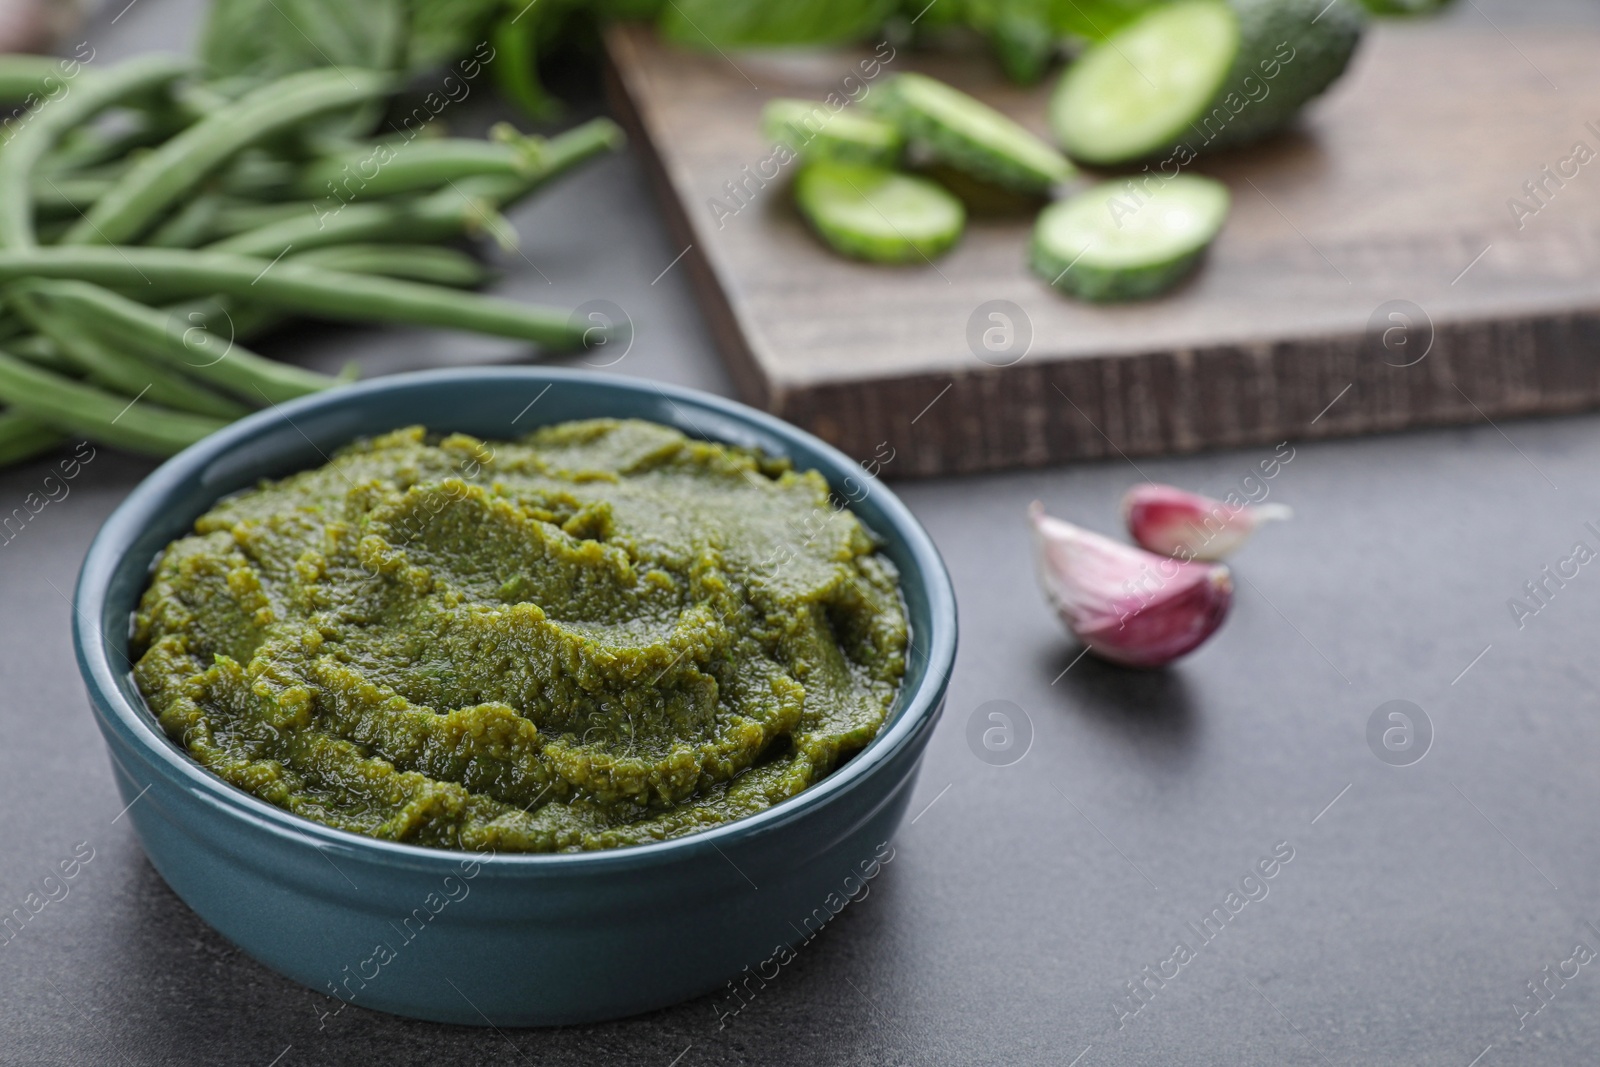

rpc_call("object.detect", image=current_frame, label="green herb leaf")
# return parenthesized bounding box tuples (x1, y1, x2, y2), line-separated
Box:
(201, 0, 508, 81)
(406, 0, 507, 72)
(658, 0, 899, 47)
(200, 0, 408, 79)
(1043, 0, 1167, 39)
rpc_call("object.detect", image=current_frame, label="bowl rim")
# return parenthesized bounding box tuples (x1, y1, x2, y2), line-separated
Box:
(74, 367, 957, 876)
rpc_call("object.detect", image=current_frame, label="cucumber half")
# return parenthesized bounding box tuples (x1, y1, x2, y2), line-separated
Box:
(877, 72, 1076, 194)
(1051, 0, 1364, 165)
(794, 161, 966, 264)
(762, 98, 905, 166)
(1030, 173, 1229, 301)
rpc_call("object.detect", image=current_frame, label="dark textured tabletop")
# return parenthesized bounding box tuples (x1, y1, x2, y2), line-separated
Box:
(6, 2, 1600, 1064)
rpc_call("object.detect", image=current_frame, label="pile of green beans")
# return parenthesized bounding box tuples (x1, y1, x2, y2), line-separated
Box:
(0, 54, 626, 469)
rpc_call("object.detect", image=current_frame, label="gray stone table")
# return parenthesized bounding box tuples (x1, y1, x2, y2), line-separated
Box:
(4, 1, 1600, 1064)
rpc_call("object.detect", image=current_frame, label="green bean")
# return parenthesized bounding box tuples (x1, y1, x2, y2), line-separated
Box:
(7, 334, 76, 373)
(53, 157, 138, 183)
(217, 153, 300, 200)
(133, 196, 312, 249)
(35, 219, 73, 245)
(302, 123, 447, 161)
(295, 138, 536, 201)
(9, 290, 251, 418)
(10, 334, 129, 394)
(12, 280, 339, 405)
(464, 119, 626, 208)
(2, 334, 171, 409)
(64, 67, 392, 247)
(209, 118, 625, 258)
(32, 175, 115, 219)
(231, 304, 288, 343)
(291, 245, 489, 288)
(0, 351, 228, 456)
(166, 80, 231, 123)
(0, 248, 587, 348)
(207, 195, 495, 258)
(164, 297, 285, 345)
(145, 194, 226, 249)
(0, 410, 66, 467)
(0, 56, 76, 104)
(41, 118, 176, 175)
(209, 199, 322, 237)
(0, 56, 192, 249)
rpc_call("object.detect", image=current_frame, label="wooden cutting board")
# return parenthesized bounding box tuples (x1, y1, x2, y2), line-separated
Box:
(604, 21, 1600, 476)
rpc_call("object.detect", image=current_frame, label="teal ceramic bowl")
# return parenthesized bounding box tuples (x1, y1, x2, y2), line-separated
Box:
(73, 368, 956, 1027)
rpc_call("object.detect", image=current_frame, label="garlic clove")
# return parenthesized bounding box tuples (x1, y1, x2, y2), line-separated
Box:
(0, 0, 84, 55)
(1030, 502, 1233, 668)
(1121, 483, 1291, 561)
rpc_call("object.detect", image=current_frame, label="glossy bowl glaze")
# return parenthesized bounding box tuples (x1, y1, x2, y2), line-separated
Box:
(73, 368, 957, 1026)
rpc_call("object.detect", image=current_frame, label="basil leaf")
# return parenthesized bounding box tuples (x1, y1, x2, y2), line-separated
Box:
(202, 0, 507, 81)
(1044, 0, 1166, 39)
(658, 0, 899, 47)
(406, 0, 507, 72)
(200, 0, 408, 79)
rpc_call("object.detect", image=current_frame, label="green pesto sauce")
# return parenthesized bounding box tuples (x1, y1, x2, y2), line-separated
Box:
(132, 419, 907, 853)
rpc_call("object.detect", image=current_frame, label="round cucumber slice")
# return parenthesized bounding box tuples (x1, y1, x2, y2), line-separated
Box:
(1030, 174, 1229, 301)
(878, 72, 1076, 194)
(794, 161, 965, 264)
(762, 98, 905, 167)
(1051, 0, 1239, 166)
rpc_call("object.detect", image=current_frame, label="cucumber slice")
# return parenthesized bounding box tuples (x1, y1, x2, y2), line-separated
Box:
(1051, 0, 1364, 165)
(1051, 0, 1238, 166)
(876, 72, 1076, 194)
(794, 161, 965, 264)
(762, 99, 905, 167)
(1030, 174, 1229, 301)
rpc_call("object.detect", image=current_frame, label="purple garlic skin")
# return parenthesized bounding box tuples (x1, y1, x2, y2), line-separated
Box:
(1030, 502, 1233, 669)
(1122, 483, 1291, 562)
(0, 0, 84, 55)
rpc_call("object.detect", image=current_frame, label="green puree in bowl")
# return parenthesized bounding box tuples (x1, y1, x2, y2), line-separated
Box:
(132, 419, 907, 853)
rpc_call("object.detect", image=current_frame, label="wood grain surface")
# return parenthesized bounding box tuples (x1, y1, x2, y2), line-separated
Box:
(605, 21, 1600, 476)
